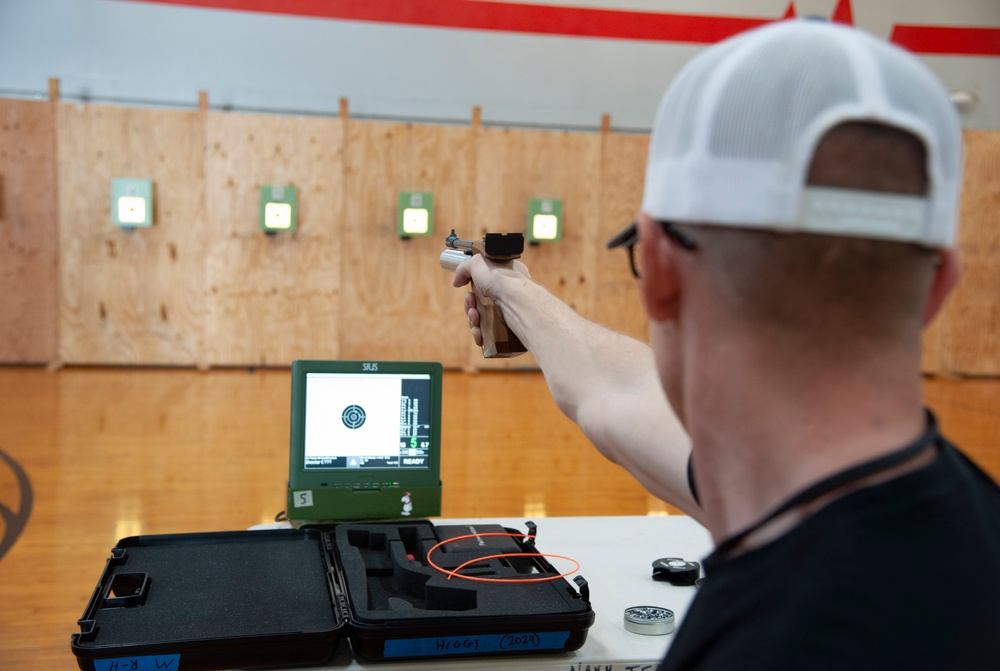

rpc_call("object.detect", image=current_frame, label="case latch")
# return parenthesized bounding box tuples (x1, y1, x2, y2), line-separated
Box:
(523, 520, 538, 550)
(573, 576, 591, 605)
(103, 572, 150, 608)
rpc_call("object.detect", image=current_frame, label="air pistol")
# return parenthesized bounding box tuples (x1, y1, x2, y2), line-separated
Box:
(440, 230, 528, 359)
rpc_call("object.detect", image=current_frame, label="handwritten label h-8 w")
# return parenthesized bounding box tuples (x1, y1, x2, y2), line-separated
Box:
(94, 655, 180, 671)
(382, 631, 569, 658)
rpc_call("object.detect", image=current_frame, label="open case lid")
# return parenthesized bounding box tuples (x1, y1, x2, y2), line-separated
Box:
(71, 529, 343, 671)
(287, 360, 443, 522)
(72, 521, 594, 669)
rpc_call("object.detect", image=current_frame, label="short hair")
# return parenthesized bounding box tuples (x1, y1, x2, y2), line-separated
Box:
(686, 122, 939, 354)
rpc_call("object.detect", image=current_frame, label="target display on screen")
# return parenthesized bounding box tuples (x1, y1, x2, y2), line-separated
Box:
(303, 372, 432, 470)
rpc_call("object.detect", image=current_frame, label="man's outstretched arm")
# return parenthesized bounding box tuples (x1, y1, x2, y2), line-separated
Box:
(454, 254, 700, 519)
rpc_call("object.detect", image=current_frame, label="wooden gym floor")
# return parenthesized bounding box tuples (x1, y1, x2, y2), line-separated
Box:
(0, 366, 997, 669)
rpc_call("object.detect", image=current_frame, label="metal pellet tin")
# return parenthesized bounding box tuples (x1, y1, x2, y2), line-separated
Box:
(623, 605, 675, 635)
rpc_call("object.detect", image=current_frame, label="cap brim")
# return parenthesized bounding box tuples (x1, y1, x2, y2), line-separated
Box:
(607, 220, 638, 249)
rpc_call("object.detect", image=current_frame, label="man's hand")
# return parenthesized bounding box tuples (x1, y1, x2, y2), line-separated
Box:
(453, 254, 531, 348)
(463, 290, 484, 347)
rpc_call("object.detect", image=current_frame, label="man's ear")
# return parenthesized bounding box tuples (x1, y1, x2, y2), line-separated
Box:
(922, 248, 961, 327)
(638, 215, 682, 322)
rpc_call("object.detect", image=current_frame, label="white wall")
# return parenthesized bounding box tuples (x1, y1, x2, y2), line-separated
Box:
(1, 0, 998, 129)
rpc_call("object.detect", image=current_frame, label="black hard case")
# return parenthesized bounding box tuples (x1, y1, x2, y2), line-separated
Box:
(72, 521, 594, 670)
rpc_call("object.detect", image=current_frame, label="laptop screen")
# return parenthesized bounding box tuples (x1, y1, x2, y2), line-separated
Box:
(303, 372, 433, 470)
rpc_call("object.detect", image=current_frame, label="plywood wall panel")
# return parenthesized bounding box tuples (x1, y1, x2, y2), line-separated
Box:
(471, 127, 602, 370)
(204, 237, 341, 366)
(339, 121, 474, 368)
(923, 130, 1000, 375)
(57, 104, 205, 365)
(593, 132, 650, 343)
(203, 112, 344, 366)
(204, 112, 343, 239)
(957, 131, 1000, 262)
(0, 99, 58, 363)
(951, 131, 1000, 374)
(943, 257, 1000, 374)
(0, 94, 991, 374)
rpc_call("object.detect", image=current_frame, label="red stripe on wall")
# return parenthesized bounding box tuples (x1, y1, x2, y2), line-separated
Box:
(125, 0, 776, 44)
(890, 25, 1000, 57)
(830, 0, 853, 26)
(124, 0, 1000, 56)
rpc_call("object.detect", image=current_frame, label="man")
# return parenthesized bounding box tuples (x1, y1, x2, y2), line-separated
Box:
(452, 19, 1000, 670)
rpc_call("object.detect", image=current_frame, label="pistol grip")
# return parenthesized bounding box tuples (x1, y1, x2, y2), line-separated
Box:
(471, 275, 527, 359)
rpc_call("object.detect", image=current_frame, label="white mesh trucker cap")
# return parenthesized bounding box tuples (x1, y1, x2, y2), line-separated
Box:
(641, 19, 963, 247)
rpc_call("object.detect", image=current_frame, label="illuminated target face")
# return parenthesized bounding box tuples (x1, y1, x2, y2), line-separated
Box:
(341, 405, 367, 429)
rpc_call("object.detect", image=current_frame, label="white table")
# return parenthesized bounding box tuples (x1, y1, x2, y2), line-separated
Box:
(258, 515, 714, 671)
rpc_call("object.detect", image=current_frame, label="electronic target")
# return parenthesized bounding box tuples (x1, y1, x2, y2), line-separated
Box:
(287, 360, 443, 522)
(341, 404, 366, 429)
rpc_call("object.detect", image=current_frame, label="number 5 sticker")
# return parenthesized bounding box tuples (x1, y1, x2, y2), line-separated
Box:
(293, 491, 314, 508)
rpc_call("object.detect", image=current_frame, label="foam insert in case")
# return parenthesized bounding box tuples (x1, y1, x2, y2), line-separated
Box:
(333, 521, 593, 661)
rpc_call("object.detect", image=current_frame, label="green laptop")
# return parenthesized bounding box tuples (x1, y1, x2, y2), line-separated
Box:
(286, 360, 443, 523)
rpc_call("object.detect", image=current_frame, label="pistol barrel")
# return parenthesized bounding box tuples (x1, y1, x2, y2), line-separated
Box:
(445, 229, 474, 251)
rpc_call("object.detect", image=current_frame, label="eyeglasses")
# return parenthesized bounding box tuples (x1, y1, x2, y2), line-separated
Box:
(606, 219, 697, 279)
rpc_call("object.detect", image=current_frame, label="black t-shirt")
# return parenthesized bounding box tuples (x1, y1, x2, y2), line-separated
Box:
(661, 438, 1000, 671)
